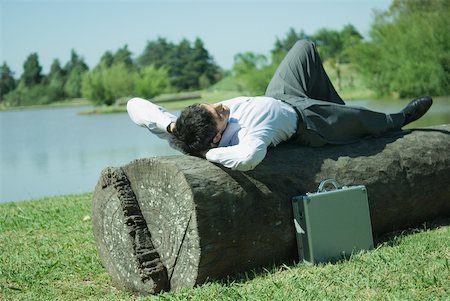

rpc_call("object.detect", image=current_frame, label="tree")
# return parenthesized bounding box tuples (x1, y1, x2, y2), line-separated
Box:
(339, 24, 363, 63)
(83, 45, 141, 105)
(64, 49, 89, 98)
(45, 59, 66, 101)
(312, 28, 342, 61)
(4, 53, 50, 105)
(114, 45, 134, 70)
(273, 28, 309, 56)
(231, 28, 310, 95)
(0, 62, 16, 101)
(81, 70, 106, 105)
(134, 65, 171, 98)
(232, 52, 275, 94)
(350, 0, 450, 97)
(97, 51, 114, 70)
(191, 38, 221, 89)
(138, 37, 221, 91)
(138, 37, 175, 69)
(101, 63, 136, 104)
(270, 28, 310, 66)
(21, 53, 42, 87)
(82, 63, 137, 106)
(310, 25, 363, 90)
(170, 39, 195, 91)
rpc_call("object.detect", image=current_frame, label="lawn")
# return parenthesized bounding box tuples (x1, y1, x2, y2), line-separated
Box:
(0, 194, 449, 300)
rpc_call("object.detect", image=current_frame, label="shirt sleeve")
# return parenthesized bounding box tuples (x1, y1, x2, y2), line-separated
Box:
(126, 97, 177, 140)
(205, 137, 268, 171)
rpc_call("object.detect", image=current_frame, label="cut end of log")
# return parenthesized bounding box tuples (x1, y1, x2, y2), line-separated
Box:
(92, 166, 170, 294)
(92, 159, 205, 294)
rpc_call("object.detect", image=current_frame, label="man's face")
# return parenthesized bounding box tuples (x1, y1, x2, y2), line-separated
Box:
(201, 102, 230, 143)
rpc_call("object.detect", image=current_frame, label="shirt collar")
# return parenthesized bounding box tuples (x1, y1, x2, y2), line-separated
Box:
(218, 118, 240, 147)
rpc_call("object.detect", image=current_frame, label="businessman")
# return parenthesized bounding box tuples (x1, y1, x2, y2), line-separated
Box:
(127, 40, 432, 171)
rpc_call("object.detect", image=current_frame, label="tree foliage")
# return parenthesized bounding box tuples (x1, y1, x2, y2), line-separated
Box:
(350, 0, 450, 97)
(80, 37, 222, 105)
(272, 28, 310, 57)
(134, 65, 171, 99)
(97, 51, 114, 70)
(4, 54, 50, 105)
(0, 62, 16, 101)
(81, 44, 173, 106)
(45, 59, 66, 101)
(233, 26, 362, 94)
(310, 25, 363, 89)
(232, 52, 275, 95)
(113, 45, 134, 70)
(82, 62, 136, 106)
(138, 37, 174, 69)
(64, 50, 89, 99)
(5, 8, 448, 108)
(2, 50, 91, 106)
(21, 53, 43, 87)
(138, 37, 221, 92)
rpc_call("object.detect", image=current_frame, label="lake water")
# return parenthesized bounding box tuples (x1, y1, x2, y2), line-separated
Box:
(0, 106, 181, 203)
(1, 100, 449, 203)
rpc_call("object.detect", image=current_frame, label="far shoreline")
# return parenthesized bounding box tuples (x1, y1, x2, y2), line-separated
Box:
(3, 90, 449, 115)
(0, 98, 91, 112)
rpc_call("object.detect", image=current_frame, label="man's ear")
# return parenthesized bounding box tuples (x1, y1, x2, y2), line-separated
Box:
(212, 132, 222, 145)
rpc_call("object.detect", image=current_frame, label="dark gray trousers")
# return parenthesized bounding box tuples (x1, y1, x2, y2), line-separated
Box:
(265, 40, 405, 146)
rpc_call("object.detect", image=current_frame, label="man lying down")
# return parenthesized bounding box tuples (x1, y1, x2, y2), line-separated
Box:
(127, 40, 432, 172)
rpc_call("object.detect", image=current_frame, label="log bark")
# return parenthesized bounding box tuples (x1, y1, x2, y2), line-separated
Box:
(92, 125, 450, 294)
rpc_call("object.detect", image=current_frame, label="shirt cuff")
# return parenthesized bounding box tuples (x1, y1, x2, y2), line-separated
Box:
(127, 97, 176, 133)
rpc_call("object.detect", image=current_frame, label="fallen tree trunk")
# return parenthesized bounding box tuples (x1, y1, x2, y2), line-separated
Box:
(92, 125, 450, 295)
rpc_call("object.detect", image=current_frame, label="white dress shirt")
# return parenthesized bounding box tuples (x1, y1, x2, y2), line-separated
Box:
(127, 97, 177, 140)
(127, 96, 298, 171)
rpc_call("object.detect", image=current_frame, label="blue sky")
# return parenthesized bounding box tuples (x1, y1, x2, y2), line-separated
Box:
(1, 0, 392, 77)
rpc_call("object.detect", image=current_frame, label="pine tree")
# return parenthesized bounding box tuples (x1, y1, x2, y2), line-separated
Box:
(191, 38, 218, 89)
(46, 59, 66, 101)
(0, 62, 16, 101)
(64, 49, 89, 98)
(172, 39, 194, 91)
(138, 37, 175, 69)
(114, 45, 134, 69)
(97, 51, 114, 70)
(21, 53, 42, 87)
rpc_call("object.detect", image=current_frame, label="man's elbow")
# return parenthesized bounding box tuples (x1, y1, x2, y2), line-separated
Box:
(126, 97, 141, 113)
(126, 98, 137, 116)
(126, 97, 146, 126)
(232, 150, 266, 171)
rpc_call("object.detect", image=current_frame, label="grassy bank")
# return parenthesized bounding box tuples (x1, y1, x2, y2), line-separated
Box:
(0, 98, 91, 112)
(1, 194, 449, 300)
(3, 66, 449, 115)
(78, 90, 244, 115)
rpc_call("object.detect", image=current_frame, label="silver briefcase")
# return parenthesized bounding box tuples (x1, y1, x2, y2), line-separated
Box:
(292, 179, 374, 264)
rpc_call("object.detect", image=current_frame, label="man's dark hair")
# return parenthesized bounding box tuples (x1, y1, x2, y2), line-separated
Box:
(171, 104, 217, 156)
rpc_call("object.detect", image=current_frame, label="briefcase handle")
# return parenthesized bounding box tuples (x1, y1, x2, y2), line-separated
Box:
(317, 179, 340, 193)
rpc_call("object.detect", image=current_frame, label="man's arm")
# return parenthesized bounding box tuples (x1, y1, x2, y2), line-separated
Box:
(205, 138, 268, 171)
(127, 97, 177, 140)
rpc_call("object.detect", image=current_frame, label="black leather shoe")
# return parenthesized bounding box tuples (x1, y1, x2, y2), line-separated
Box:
(401, 96, 433, 126)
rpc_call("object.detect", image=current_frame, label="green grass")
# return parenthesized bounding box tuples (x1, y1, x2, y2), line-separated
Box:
(0, 98, 91, 111)
(1, 194, 449, 300)
(78, 90, 243, 114)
